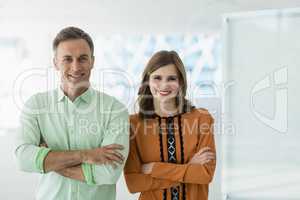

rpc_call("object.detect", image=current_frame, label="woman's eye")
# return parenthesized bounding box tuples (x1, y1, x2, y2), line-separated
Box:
(168, 77, 178, 81)
(153, 76, 161, 80)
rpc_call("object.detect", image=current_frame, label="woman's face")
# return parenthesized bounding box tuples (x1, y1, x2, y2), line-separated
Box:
(149, 64, 180, 103)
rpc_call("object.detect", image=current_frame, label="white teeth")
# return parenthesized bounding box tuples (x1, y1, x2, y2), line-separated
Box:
(70, 74, 82, 78)
(159, 91, 171, 95)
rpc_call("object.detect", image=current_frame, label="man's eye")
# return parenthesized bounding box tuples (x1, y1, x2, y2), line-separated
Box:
(63, 58, 72, 62)
(79, 57, 88, 62)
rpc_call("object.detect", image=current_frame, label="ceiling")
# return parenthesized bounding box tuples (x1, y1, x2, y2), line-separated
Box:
(1, 0, 300, 33)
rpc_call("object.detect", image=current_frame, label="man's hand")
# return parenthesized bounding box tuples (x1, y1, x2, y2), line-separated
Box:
(55, 165, 85, 182)
(189, 147, 215, 165)
(81, 144, 125, 168)
(39, 142, 125, 169)
(39, 143, 48, 148)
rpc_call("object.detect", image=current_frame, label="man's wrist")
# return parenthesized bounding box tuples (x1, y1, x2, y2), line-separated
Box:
(79, 149, 89, 163)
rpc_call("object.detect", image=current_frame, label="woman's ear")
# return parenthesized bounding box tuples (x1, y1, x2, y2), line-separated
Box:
(138, 79, 151, 95)
(138, 85, 146, 95)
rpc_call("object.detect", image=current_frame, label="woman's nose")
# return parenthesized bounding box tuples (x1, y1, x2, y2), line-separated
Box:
(159, 80, 170, 89)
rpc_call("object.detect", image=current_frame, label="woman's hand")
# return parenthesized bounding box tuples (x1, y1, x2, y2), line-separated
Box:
(189, 147, 215, 165)
(141, 162, 155, 174)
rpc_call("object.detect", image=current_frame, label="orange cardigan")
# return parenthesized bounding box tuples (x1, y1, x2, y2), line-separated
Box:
(124, 108, 216, 200)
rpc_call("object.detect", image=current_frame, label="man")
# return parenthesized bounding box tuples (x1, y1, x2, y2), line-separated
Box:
(15, 27, 129, 200)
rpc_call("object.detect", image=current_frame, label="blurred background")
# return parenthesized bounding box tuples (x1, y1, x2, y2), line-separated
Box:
(0, 0, 300, 199)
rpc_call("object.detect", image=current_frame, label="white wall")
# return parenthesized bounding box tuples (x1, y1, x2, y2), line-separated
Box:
(2, 1, 300, 200)
(223, 8, 300, 199)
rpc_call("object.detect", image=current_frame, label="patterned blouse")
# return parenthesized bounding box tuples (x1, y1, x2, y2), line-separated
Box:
(124, 108, 216, 200)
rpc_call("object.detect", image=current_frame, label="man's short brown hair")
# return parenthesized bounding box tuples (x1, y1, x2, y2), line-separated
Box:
(53, 26, 94, 55)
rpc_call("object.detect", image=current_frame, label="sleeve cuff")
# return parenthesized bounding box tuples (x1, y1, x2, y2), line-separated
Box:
(151, 162, 188, 182)
(35, 147, 51, 173)
(82, 163, 95, 185)
(151, 162, 165, 177)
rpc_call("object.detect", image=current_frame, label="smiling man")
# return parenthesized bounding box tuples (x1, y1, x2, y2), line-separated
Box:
(15, 27, 129, 200)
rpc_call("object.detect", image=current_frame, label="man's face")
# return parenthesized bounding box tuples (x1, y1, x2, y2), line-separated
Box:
(53, 39, 94, 89)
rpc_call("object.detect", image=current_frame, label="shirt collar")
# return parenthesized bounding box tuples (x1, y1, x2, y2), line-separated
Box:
(57, 86, 93, 103)
(79, 87, 93, 103)
(57, 87, 65, 102)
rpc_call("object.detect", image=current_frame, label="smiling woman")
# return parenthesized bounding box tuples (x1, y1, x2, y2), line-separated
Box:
(149, 64, 180, 104)
(124, 50, 217, 200)
(137, 50, 194, 119)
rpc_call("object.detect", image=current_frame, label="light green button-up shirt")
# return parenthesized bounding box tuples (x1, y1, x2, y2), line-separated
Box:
(15, 87, 129, 200)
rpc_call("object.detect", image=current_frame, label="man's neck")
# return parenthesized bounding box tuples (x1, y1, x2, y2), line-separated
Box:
(61, 83, 90, 102)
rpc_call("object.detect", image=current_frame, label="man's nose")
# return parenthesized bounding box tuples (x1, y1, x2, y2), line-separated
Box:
(71, 60, 81, 71)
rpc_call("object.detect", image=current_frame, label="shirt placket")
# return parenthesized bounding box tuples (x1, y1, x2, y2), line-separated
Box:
(67, 100, 79, 199)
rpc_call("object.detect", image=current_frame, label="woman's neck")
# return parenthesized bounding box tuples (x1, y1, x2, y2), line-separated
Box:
(154, 98, 178, 117)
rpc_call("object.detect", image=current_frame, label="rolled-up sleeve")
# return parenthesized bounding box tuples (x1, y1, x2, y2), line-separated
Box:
(82, 100, 129, 185)
(14, 95, 51, 173)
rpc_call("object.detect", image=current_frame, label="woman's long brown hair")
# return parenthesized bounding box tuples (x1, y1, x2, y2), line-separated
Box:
(137, 50, 194, 119)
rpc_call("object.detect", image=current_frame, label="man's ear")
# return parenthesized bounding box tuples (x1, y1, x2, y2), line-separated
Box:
(91, 55, 95, 69)
(53, 57, 59, 71)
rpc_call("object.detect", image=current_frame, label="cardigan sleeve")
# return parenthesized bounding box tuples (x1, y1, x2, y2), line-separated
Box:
(150, 110, 216, 185)
(124, 120, 178, 193)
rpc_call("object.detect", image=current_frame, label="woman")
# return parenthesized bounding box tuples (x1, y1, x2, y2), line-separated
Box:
(124, 50, 216, 200)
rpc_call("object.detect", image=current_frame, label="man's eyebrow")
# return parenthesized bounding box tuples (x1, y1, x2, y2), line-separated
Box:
(62, 55, 72, 58)
(79, 54, 89, 58)
(61, 55, 89, 59)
